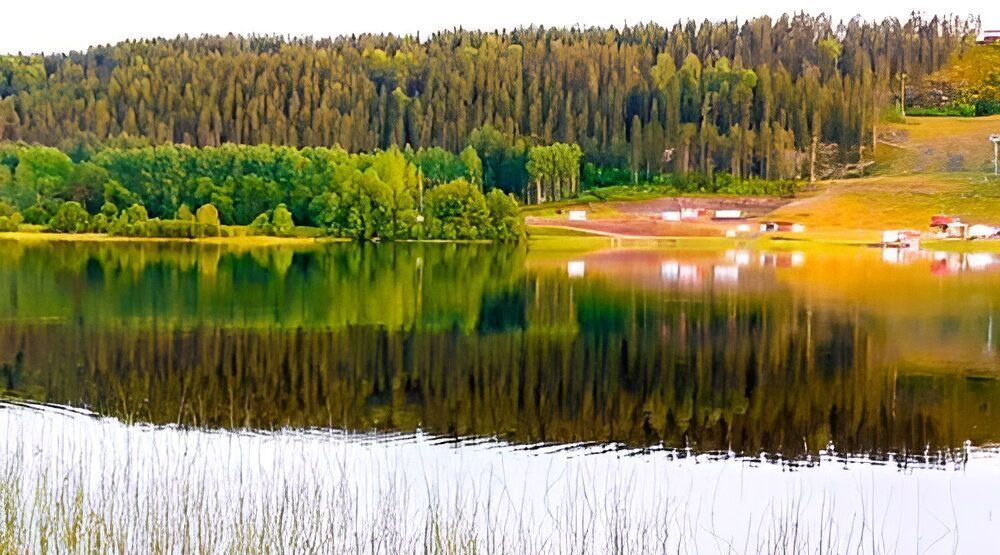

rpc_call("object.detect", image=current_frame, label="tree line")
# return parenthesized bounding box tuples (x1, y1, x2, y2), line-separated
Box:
(0, 14, 979, 194)
(0, 142, 525, 241)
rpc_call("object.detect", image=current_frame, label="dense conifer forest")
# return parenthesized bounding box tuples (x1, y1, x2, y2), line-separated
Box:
(0, 14, 978, 193)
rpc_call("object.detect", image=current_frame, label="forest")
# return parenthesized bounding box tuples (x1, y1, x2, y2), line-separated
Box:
(0, 14, 980, 197)
(0, 142, 525, 241)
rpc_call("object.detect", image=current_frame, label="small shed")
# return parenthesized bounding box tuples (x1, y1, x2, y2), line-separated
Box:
(714, 209, 742, 220)
(680, 208, 701, 220)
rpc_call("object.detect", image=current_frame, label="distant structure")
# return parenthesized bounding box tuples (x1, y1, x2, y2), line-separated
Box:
(978, 30, 1000, 45)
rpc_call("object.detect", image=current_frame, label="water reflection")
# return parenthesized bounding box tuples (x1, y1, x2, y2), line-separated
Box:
(1, 240, 999, 458)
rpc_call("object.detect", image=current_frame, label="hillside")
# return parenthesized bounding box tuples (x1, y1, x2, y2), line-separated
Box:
(0, 15, 975, 201)
(875, 115, 1000, 174)
(528, 115, 1000, 244)
(759, 115, 1000, 241)
(909, 44, 1000, 115)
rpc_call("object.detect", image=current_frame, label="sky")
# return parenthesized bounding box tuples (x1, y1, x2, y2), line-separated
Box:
(1, 0, 995, 55)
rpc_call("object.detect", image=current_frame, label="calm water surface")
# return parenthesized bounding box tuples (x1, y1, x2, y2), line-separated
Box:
(2, 239, 999, 457)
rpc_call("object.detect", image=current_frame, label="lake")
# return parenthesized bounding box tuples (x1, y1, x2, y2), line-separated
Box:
(2, 239, 1000, 552)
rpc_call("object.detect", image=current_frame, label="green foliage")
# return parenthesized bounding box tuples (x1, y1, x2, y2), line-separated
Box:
(906, 104, 977, 117)
(271, 204, 295, 236)
(103, 180, 139, 209)
(526, 143, 583, 203)
(196, 203, 221, 235)
(89, 213, 110, 233)
(460, 146, 483, 187)
(424, 179, 491, 240)
(48, 201, 91, 233)
(0, 16, 972, 191)
(21, 204, 50, 225)
(484, 189, 525, 243)
(248, 212, 272, 236)
(409, 147, 467, 186)
(100, 201, 118, 218)
(176, 204, 195, 222)
(111, 218, 217, 238)
(231, 175, 283, 225)
(0, 200, 15, 217)
(974, 98, 1000, 116)
(13, 147, 73, 208)
(0, 212, 22, 232)
(715, 176, 800, 196)
(66, 162, 110, 213)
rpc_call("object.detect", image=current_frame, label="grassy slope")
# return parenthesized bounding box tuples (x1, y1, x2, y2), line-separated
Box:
(528, 114, 1000, 248)
(768, 115, 1000, 243)
(874, 114, 1000, 174)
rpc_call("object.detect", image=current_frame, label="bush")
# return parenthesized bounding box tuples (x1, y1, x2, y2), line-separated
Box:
(100, 201, 118, 218)
(424, 179, 491, 240)
(716, 177, 799, 196)
(109, 218, 217, 238)
(271, 204, 295, 236)
(89, 213, 110, 233)
(0, 201, 15, 218)
(22, 204, 51, 225)
(108, 203, 150, 235)
(248, 212, 272, 235)
(906, 104, 976, 117)
(0, 213, 22, 232)
(176, 204, 196, 222)
(48, 201, 91, 233)
(975, 99, 1000, 116)
(485, 189, 525, 243)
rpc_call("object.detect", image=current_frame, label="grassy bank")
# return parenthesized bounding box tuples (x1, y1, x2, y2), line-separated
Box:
(0, 230, 340, 247)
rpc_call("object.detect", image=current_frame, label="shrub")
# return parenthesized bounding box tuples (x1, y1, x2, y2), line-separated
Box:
(176, 204, 196, 222)
(975, 98, 1000, 116)
(485, 189, 525, 243)
(108, 204, 150, 235)
(0, 213, 22, 232)
(22, 204, 51, 225)
(100, 201, 118, 218)
(89, 213, 110, 233)
(424, 179, 491, 240)
(48, 201, 91, 233)
(196, 203, 221, 237)
(109, 218, 216, 238)
(248, 212, 272, 236)
(271, 204, 295, 236)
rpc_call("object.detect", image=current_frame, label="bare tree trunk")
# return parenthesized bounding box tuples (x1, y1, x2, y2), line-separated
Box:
(809, 136, 818, 183)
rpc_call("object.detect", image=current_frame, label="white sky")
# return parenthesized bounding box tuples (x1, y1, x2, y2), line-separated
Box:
(0, 0, 995, 55)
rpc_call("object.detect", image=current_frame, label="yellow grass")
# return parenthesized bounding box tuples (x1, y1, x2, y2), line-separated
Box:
(875, 115, 1000, 174)
(768, 173, 1000, 241)
(0, 231, 341, 247)
(927, 44, 1000, 90)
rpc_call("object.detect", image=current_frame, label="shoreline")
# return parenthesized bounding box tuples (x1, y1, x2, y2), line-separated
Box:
(3, 229, 1000, 254)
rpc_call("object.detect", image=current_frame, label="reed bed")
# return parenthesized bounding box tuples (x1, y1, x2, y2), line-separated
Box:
(1, 403, 995, 554)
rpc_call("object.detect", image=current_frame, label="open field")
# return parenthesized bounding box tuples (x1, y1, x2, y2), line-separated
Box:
(874, 115, 1000, 174)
